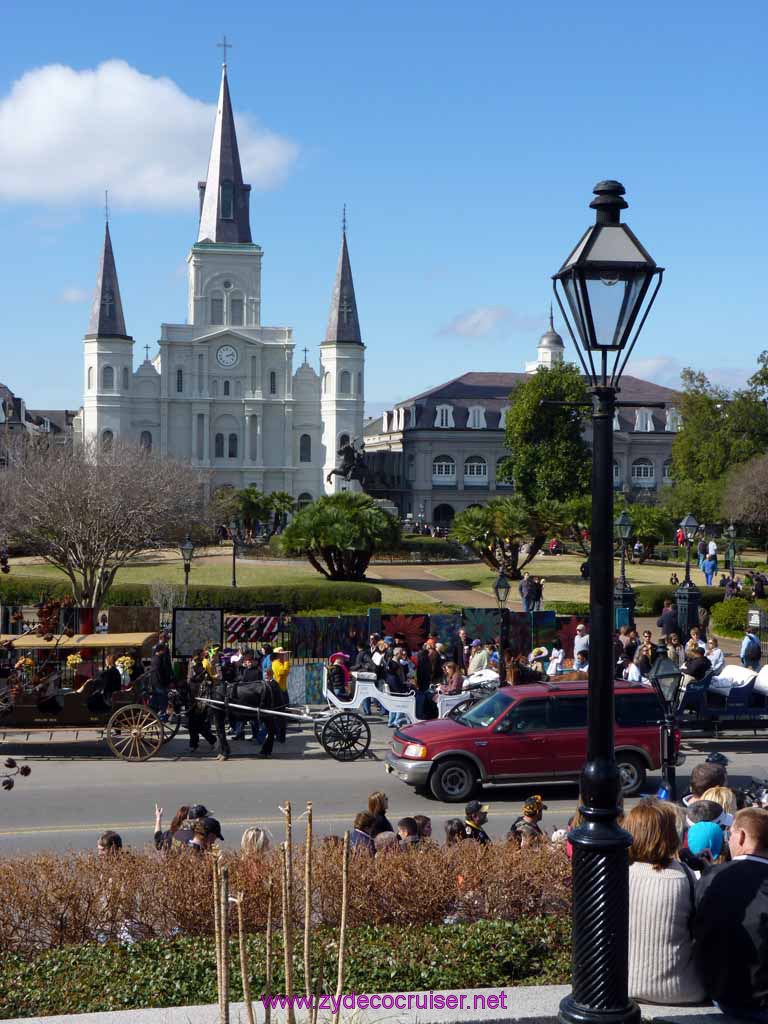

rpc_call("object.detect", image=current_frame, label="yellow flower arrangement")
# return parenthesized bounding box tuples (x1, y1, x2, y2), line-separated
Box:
(66, 654, 83, 668)
(115, 656, 134, 672)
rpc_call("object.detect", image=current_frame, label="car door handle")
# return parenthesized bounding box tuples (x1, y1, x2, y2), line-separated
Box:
(474, 740, 488, 747)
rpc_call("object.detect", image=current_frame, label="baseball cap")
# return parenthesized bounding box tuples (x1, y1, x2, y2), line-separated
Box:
(188, 804, 210, 820)
(686, 799, 733, 828)
(523, 795, 548, 814)
(200, 816, 224, 841)
(687, 820, 723, 859)
(471, 639, 482, 647)
(465, 800, 489, 817)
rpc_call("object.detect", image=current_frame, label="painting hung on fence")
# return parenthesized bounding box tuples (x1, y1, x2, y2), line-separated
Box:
(172, 608, 224, 658)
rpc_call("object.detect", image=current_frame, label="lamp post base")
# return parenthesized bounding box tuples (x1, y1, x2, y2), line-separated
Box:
(559, 996, 640, 1024)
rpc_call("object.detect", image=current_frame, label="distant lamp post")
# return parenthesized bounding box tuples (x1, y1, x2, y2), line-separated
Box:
(179, 534, 195, 605)
(648, 655, 684, 800)
(553, 180, 663, 1024)
(676, 513, 701, 642)
(725, 521, 737, 581)
(229, 518, 241, 589)
(493, 568, 511, 683)
(614, 510, 635, 625)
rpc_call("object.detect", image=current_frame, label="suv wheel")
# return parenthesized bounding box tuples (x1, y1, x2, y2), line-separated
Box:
(429, 758, 478, 802)
(617, 753, 646, 796)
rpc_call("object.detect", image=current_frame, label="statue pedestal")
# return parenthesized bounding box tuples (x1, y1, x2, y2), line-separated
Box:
(372, 498, 400, 521)
(336, 478, 364, 494)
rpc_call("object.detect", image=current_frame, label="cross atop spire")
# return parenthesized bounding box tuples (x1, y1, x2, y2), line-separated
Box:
(325, 215, 362, 345)
(104, 189, 109, 224)
(217, 34, 233, 66)
(197, 65, 252, 244)
(87, 223, 131, 339)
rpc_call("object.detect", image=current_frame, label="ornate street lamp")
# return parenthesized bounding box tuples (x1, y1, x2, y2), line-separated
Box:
(614, 510, 635, 626)
(493, 568, 511, 684)
(648, 656, 684, 800)
(553, 180, 663, 1024)
(179, 534, 195, 606)
(676, 513, 701, 643)
(229, 518, 241, 589)
(725, 521, 737, 581)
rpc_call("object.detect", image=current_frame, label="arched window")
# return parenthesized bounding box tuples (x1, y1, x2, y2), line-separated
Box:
(198, 354, 205, 394)
(297, 492, 313, 510)
(406, 455, 415, 482)
(223, 380, 230, 396)
(122, 366, 130, 391)
(464, 456, 488, 485)
(87, 366, 93, 390)
(433, 503, 455, 526)
(102, 365, 114, 391)
(101, 429, 113, 451)
(339, 433, 350, 448)
(230, 293, 244, 326)
(299, 434, 312, 462)
(662, 459, 673, 483)
(220, 181, 234, 220)
(215, 433, 224, 458)
(432, 455, 456, 484)
(176, 368, 183, 393)
(211, 379, 219, 397)
(496, 456, 512, 487)
(339, 370, 351, 394)
(270, 371, 277, 395)
(139, 431, 152, 451)
(631, 458, 655, 486)
(228, 433, 238, 458)
(210, 295, 224, 325)
(613, 461, 622, 486)
(357, 372, 362, 395)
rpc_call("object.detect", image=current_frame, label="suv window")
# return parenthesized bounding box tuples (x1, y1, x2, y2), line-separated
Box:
(615, 693, 663, 727)
(499, 699, 549, 733)
(549, 696, 588, 729)
(458, 691, 514, 729)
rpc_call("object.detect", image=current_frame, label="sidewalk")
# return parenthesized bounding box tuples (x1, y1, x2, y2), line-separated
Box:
(1, 986, 731, 1024)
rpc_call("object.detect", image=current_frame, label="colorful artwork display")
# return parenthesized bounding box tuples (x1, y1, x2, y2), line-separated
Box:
(172, 608, 224, 658)
(225, 615, 280, 645)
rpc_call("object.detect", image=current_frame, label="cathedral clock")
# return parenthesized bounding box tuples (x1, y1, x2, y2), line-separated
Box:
(216, 344, 238, 367)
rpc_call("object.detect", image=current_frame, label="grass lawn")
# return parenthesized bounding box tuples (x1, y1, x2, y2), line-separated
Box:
(8, 550, 426, 607)
(428, 553, 705, 605)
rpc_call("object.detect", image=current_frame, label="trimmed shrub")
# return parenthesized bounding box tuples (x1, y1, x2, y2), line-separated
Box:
(632, 585, 725, 616)
(543, 601, 591, 615)
(711, 597, 768, 637)
(0, 576, 381, 614)
(0, 918, 570, 1018)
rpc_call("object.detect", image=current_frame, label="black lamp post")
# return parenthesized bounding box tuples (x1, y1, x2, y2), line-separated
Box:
(229, 518, 241, 589)
(725, 521, 737, 581)
(676, 513, 701, 643)
(614, 510, 635, 626)
(648, 656, 684, 800)
(179, 534, 195, 605)
(553, 180, 663, 1024)
(493, 568, 511, 683)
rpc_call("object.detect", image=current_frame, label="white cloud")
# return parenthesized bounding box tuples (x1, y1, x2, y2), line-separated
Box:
(440, 305, 541, 338)
(58, 286, 90, 304)
(0, 61, 298, 208)
(626, 356, 682, 388)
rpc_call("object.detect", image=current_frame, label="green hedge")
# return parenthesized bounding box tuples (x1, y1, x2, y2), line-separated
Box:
(711, 597, 768, 638)
(0, 919, 569, 1019)
(631, 585, 726, 616)
(0, 576, 381, 614)
(543, 601, 591, 615)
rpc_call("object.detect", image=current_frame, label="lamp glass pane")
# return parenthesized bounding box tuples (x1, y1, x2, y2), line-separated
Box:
(658, 676, 681, 704)
(561, 273, 590, 348)
(583, 267, 648, 349)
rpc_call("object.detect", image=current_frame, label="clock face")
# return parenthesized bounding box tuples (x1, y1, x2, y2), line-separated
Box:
(216, 344, 238, 368)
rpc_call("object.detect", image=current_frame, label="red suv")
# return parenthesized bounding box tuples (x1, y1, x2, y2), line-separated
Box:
(385, 681, 677, 802)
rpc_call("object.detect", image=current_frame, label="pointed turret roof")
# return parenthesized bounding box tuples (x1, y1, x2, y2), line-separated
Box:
(87, 223, 131, 338)
(324, 223, 362, 344)
(197, 65, 252, 244)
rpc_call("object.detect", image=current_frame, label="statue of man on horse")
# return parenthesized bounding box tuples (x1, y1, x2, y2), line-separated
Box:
(326, 439, 368, 486)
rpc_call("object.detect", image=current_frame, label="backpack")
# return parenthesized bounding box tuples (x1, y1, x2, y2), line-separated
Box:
(745, 637, 761, 662)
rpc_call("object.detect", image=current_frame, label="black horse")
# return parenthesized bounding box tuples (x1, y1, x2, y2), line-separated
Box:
(326, 441, 368, 486)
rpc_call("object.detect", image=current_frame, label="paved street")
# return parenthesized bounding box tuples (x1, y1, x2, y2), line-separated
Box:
(2, 717, 767, 854)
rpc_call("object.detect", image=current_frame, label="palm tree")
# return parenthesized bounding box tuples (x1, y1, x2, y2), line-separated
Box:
(237, 486, 270, 537)
(282, 492, 401, 580)
(451, 496, 561, 578)
(266, 491, 296, 537)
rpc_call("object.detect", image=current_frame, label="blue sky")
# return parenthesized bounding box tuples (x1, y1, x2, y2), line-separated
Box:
(1, 0, 766, 414)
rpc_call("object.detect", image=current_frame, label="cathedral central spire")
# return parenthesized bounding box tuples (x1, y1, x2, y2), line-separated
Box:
(87, 222, 130, 339)
(325, 217, 362, 345)
(197, 65, 252, 244)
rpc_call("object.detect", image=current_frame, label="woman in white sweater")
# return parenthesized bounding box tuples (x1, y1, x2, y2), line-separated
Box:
(624, 800, 706, 1005)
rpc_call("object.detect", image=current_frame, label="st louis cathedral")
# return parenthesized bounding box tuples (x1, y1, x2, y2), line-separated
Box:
(76, 64, 364, 504)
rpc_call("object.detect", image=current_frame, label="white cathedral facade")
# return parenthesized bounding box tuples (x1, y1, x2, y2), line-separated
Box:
(77, 65, 364, 504)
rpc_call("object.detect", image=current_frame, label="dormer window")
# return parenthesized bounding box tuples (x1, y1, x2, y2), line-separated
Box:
(220, 181, 234, 220)
(665, 407, 681, 432)
(435, 404, 454, 428)
(613, 412, 621, 431)
(409, 406, 417, 428)
(468, 406, 486, 429)
(634, 408, 654, 432)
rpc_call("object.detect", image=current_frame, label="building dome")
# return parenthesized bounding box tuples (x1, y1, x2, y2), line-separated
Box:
(538, 309, 564, 351)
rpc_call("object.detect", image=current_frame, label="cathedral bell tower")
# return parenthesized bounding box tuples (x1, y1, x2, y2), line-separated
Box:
(320, 216, 365, 494)
(82, 221, 134, 447)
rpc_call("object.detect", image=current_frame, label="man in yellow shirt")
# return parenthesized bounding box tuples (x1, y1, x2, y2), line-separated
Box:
(271, 648, 291, 743)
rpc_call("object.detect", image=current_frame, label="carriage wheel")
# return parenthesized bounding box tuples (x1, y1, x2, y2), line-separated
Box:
(447, 698, 475, 720)
(106, 704, 164, 762)
(0, 691, 12, 722)
(313, 714, 334, 745)
(162, 712, 182, 744)
(321, 711, 371, 762)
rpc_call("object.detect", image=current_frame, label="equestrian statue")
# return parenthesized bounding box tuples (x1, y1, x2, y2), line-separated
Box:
(326, 439, 368, 486)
